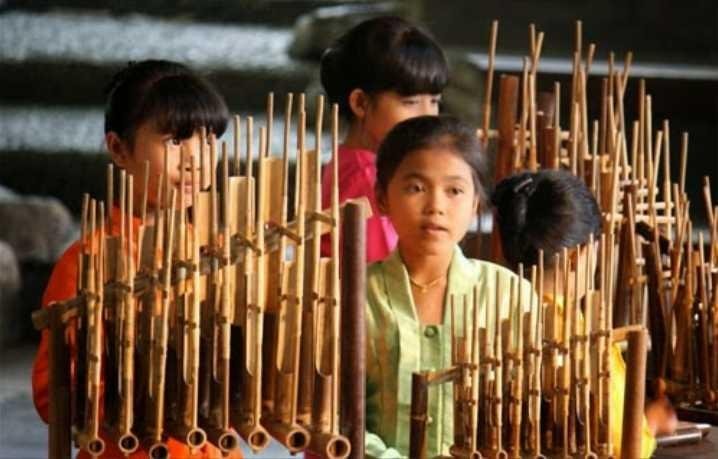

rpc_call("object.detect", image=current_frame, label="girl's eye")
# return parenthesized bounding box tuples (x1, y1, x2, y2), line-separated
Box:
(431, 96, 442, 105)
(448, 187, 464, 196)
(171, 138, 182, 146)
(402, 98, 419, 106)
(405, 183, 424, 193)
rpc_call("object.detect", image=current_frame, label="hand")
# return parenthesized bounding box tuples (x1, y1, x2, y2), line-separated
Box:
(645, 397, 678, 437)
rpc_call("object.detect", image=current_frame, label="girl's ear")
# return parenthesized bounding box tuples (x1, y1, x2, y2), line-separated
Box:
(106, 132, 130, 168)
(375, 185, 388, 214)
(348, 88, 368, 120)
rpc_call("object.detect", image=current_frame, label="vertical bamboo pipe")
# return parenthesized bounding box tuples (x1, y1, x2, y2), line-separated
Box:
(621, 330, 648, 459)
(409, 373, 430, 459)
(48, 304, 72, 459)
(340, 201, 366, 459)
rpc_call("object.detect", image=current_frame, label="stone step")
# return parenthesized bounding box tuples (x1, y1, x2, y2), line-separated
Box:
(0, 106, 332, 159)
(0, 105, 333, 218)
(3, 0, 355, 26)
(0, 10, 318, 109)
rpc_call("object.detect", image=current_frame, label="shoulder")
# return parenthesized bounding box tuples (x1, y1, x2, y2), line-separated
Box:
(464, 258, 532, 292)
(41, 239, 82, 307)
(366, 259, 387, 304)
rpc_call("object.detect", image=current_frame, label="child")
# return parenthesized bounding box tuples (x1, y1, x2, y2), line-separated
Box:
(319, 16, 448, 263)
(492, 169, 678, 458)
(31, 60, 239, 459)
(365, 115, 532, 457)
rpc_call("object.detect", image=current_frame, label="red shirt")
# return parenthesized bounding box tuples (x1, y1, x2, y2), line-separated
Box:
(321, 145, 398, 263)
(32, 207, 242, 459)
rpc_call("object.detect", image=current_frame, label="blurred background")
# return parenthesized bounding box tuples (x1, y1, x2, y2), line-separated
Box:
(0, 1, 716, 457)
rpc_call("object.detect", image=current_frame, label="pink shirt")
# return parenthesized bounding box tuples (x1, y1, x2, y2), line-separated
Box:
(321, 145, 398, 263)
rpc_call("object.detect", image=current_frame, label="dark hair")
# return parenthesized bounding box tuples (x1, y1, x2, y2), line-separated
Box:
(104, 60, 229, 146)
(492, 170, 602, 268)
(320, 16, 448, 119)
(376, 115, 487, 203)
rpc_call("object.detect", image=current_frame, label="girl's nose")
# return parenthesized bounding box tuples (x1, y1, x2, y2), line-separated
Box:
(424, 189, 446, 215)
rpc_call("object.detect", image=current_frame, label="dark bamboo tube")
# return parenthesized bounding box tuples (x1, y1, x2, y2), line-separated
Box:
(340, 201, 366, 459)
(621, 329, 647, 459)
(410, 373, 430, 459)
(48, 304, 72, 459)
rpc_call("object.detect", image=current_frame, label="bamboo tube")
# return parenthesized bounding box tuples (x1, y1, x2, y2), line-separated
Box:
(205, 149, 240, 454)
(528, 72, 538, 171)
(141, 160, 150, 224)
(73, 194, 90, 433)
(621, 330, 648, 459)
(494, 273, 508, 459)
(516, 58, 530, 171)
(550, 81, 561, 170)
(340, 201, 366, 459)
(234, 115, 241, 176)
(48, 301, 72, 459)
(529, 259, 546, 459)
(298, 94, 325, 425)
(697, 233, 712, 398)
(672, 222, 694, 383)
(559, 248, 572, 458)
(107, 164, 114, 228)
(410, 372, 431, 459)
(596, 234, 612, 458)
(266, 92, 274, 157)
(146, 190, 177, 459)
(495, 75, 520, 182)
(295, 94, 306, 219)
(680, 132, 689, 195)
(704, 177, 715, 229)
(173, 155, 207, 451)
(77, 199, 106, 456)
(578, 238, 596, 459)
(470, 285, 481, 453)
(481, 20, 498, 146)
(662, 121, 673, 239)
(543, 252, 561, 452)
(598, 77, 608, 158)
(246, 116, 254, 181)
(115, 174, 140, 454)
(570, 101, 580, 177)
(308, 104, 351, 459)
(508, 273, 523, 459)
(236, 127, 270, 452)
(266, 93, 312, 454)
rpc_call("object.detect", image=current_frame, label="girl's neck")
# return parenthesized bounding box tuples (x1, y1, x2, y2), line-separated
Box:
(342, 122, 377, 152)
(398, 242, 453, 284)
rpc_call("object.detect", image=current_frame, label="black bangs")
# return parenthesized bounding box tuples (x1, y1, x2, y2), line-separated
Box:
(319, 16, 448, 119)
(140, 75, 229, 140)
(374, 30, 448, 96)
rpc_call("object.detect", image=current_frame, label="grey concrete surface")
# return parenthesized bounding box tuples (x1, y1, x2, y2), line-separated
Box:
(0, 344, 299, 458)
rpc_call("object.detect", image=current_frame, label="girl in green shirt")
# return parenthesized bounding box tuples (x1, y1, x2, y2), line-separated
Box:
(365, 115, 532, 458)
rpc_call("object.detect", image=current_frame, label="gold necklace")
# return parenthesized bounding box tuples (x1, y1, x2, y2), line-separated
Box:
(409, 274, 446, 293)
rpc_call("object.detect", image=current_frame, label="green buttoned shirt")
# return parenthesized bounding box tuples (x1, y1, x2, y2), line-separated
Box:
(365, 246, 532, 458)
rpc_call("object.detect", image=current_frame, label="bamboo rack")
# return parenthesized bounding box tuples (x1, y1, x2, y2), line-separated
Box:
(34, 94, 366, 459)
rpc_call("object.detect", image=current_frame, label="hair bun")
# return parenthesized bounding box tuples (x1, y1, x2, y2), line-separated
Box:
(512, 176, 536, 196)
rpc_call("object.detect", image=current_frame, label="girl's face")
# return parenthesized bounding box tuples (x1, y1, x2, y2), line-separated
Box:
(108, 120, 212, 211)
(379, 147, 478, 257)
(353, 90, 441, 151)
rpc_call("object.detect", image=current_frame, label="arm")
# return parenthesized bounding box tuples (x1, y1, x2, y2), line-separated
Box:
(32, 241, 81, 423)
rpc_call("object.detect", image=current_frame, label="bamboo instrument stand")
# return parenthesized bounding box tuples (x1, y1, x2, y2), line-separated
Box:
(34, 95, 366, 459)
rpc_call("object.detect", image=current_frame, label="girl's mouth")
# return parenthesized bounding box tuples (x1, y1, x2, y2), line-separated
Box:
(420, 222, 449, 235)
